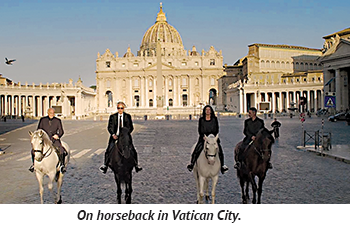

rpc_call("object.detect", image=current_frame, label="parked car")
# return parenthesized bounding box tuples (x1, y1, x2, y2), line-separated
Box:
(328, 112, 348, 122)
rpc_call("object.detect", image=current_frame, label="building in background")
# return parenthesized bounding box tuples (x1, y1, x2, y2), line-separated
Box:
(319, 27, 350, 111)
(222, 43, 324, 114)
(0, 76, 96, 119)
(95, 3, 224, 117)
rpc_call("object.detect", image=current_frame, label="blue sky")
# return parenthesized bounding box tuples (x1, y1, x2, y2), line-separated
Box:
(0, 0, 349, 87)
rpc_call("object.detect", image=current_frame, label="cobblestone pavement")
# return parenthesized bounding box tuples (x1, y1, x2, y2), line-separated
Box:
(0, 116, 350, 204)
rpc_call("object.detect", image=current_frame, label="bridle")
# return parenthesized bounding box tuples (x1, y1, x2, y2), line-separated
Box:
(204, 141, 217, 159)
(32, 136, 53, 162)
(251, 142, 271, 160)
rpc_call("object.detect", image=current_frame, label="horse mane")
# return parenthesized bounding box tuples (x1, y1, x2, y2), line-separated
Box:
(35, 129, 53, 147)
(256, 128, 275, 145)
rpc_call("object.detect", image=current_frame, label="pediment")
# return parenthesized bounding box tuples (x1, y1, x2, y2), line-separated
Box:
(320, 39, 350, 61)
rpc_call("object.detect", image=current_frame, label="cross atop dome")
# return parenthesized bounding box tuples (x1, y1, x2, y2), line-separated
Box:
(156, 2, 167, 23)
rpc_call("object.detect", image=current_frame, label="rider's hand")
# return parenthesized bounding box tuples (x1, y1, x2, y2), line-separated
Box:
(251, 136, 256, 141)
(112, 134, 118, 140)
(53, 134, 59, 140)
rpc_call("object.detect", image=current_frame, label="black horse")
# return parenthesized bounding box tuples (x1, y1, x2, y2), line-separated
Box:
(234, 128, 274, 204)
(109, 127, 136, 204)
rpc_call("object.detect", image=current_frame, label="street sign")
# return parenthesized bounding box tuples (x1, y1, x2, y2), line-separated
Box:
(325, 96, 336, 108)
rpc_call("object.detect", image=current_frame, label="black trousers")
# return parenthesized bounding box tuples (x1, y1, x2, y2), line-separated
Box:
(104, 140, 139, 166)
(190, 138, 225, 167)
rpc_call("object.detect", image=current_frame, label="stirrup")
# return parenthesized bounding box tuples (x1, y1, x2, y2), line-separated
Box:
(187, 164, 194, 172)
(135, 166, 142, 173)
(221, 165, 229, 174)
(234, 162, 241, 170)
(60, 165, 66, 174)
(29, 165, 35, 173)
(99, 165, 107, 174)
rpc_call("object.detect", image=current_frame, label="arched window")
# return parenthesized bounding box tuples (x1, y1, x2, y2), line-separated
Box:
(169, 98, 173, 107)
(261, 60, 265, 68)
(106, 91, 113, 108)
(149, 99, 153, 107)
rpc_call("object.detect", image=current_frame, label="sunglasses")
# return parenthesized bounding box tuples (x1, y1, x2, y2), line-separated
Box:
(117, 107, 124, 109)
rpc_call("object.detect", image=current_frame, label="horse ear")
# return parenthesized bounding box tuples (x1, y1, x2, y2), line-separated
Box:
(215, 134, 219, 141)
(38, 130, 43, 137)
(204, 135, 208, 141)
(28, 131, 33, 136)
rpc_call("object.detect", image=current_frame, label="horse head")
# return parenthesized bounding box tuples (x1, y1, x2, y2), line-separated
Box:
(29, 129, 51, 162)
(254, 128, 274, 161)
(203, 134, 219, 165)
(117, 127, 132, 159)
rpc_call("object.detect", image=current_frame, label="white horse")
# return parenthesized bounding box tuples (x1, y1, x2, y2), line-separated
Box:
(192, 134, 220, 204)
(29, 129, 70, 204)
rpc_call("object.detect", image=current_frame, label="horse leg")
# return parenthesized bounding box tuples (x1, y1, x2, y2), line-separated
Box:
(47, 172, 57, 204)
(245, 180, 250, 200)
(125, 175, 133, 204)
(239, 177, 247, 204)
(56, 172, 63, 204)
(257, 175, 265, 204)
(249, 172, 257, 204)
(211, 175, 219, 204)
(114, 174, 122, 204)
(35, 172, 44, 204)
(193, 167, 200, 204)
(198, 176, 206, 204)
(204, 178, 210, 202)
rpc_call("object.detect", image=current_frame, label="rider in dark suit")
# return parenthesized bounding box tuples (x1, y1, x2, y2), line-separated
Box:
(234, 107, 272, 169)
(29, 108, 66, 173)
(99, 102, 142, 174)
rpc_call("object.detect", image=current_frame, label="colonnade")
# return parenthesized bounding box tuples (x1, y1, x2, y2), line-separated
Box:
(240, 89, 323, 113)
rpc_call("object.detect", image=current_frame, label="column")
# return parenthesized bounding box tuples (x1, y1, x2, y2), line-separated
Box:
(272, 92, 276, 113)
(145, 77, 148, 107)
(293, 91, 296, 107)
(33, 96, 37, 117)
(314, 90, 318, 111)
(165, 76, 168, 106)
(129, 78, 133, 107)
(141, 77, 145, 107)
(243, 91, 247, 113)
(307, 90, 311, 112)
(239, 88, 243, 114)
(335, 69, 341, 111)
(11, 95, 15, 116)
(279, 92, 283, 112)
(4, 95, 8, 115)
(286, 92, 290, 110)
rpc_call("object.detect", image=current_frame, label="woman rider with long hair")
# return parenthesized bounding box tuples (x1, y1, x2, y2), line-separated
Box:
(187, 105, 228, 174)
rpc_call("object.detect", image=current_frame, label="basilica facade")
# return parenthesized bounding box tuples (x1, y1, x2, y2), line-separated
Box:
(95, 4, 224, 116)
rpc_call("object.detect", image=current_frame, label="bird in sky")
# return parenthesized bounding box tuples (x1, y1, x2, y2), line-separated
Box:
(5, 58, 16, 65)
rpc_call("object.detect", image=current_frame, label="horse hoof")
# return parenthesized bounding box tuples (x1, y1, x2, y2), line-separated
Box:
(56, 199, 62, 204)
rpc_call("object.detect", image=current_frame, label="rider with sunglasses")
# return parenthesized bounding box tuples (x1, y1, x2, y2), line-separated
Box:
(99, 102, 142, 174)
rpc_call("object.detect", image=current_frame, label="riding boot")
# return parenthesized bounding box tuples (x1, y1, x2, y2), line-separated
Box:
(132, 145, 142, 173)
(59, 147, 66, 173)
(218, 144, 228, 174)
(28, 149, 35, 173)
(187, 141, 203, 172)
(100, 141, 115, 174)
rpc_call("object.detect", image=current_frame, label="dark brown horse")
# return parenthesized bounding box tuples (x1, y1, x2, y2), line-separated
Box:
(234, 128, 274, 204)
(109, 127, 136, 204)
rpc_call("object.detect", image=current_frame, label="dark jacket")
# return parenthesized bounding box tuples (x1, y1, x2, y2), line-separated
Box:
(198, 116, 219, 139)
(37, 116, 64, 140)
(271, 121, 281, 128)
(243, 117, 265, 144)
(107, 112, 134, 144)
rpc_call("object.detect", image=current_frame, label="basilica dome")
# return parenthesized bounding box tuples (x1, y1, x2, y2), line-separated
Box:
(139, 3, 184, 55)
